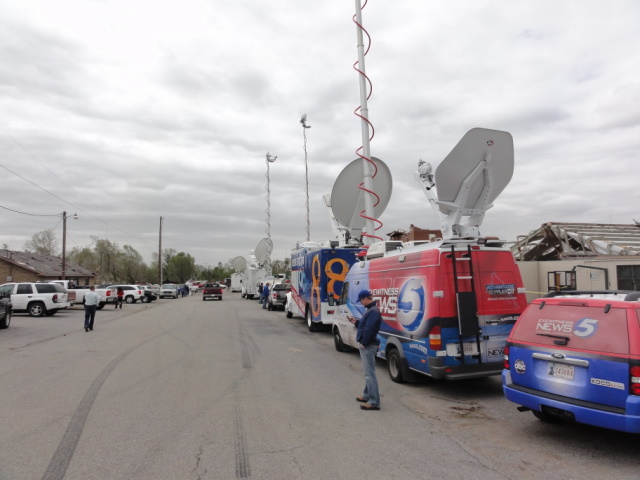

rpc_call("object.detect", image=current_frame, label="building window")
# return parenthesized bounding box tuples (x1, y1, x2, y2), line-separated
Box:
(617, 265, 640, 291)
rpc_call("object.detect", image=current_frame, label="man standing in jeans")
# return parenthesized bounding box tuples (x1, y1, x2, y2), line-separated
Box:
(348, 290, 382, 410)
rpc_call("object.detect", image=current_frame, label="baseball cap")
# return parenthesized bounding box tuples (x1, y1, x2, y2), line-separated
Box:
(357, 290, 372, 301)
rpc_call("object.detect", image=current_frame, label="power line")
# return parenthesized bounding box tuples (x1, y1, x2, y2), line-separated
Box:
(0, 205, 59, 217)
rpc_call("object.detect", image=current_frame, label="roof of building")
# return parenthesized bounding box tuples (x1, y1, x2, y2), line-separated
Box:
(512, 222, 640, 261)
(0, 249, 95, 277)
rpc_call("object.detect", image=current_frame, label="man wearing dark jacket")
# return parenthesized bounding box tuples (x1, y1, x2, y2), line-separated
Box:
(348, 290, 382, 410)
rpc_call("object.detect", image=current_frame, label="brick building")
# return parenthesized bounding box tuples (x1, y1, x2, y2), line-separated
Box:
(0, 249, 96, 285)
(386, 224, 443, 243)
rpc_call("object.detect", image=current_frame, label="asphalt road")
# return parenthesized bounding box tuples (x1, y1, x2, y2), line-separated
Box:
(0, 293, 637, 480)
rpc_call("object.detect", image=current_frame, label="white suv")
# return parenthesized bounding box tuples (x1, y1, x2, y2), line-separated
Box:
(0, 282, 70, 317)
(109, 285, 144, 304)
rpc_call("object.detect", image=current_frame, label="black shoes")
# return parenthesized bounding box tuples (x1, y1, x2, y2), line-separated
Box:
(85, 327, 89, 332)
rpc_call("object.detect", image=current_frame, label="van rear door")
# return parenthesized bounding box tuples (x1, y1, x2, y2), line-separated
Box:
(508, 302, 630, 410)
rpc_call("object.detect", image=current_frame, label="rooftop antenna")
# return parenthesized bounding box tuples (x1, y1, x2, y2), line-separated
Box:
(265, 152, 277, 273)
(300, 114, 311, 242)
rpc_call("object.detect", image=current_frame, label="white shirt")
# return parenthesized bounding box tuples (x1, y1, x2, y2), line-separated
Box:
(84, 291, 100, 306)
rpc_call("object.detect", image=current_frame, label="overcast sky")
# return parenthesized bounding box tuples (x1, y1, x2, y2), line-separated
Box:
(1, 0, 639, 268)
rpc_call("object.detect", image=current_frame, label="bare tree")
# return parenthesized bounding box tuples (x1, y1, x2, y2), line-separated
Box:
(24, 229, 59, 256)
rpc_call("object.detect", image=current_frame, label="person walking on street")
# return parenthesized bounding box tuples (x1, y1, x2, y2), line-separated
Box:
(348, 290, 382, 411)
(84, 285, 100, 332)
(262, 283, 270, 309)
(115, 286, 124, 309)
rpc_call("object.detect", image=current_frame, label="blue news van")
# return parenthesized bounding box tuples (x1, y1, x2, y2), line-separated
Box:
(286, 243, 360, 332)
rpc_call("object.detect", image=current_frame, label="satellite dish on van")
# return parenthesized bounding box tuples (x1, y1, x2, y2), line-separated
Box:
(435, 128, 513, 212)
(330, 157, 392, 237)
(231, 256, 247, 272)
(255, 238, 272, 263)
(414, 127, 514, 238)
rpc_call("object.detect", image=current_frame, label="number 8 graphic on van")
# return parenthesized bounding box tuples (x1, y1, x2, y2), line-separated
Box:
(573, 318, 598, 338)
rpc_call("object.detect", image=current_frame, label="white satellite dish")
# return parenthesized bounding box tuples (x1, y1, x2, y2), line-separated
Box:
(435, 128, 513, 212)
(414, 127, 514, 238)
(330, 157, 392, 237)
(255, 238, 272, 263)
(231, 256, 247, 272)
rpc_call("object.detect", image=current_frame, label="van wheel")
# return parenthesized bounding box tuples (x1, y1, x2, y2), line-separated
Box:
(306, 308, 317, 332)
(141, 296, 149, 303)
(333, 329, 348, 352)
(532, 410, 562, 424)
(28, 302, 45, 317)
(97, 303, 105, 310)
(387, 348, 406, 383)
(125, 296, 134, 304)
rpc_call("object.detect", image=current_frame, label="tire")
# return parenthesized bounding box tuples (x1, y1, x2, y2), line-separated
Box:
(28, 302, 45, 317)
(141, 296, 150, 303)
(333, 328, 348, 352)
(387, 348, 406, 383)
(532, 409, 562, 424)
(97, 303, 105, 310)
(306, 308, 317, 332)
(202, 297, 206, 301)
(125, 296, 134, 304)
(267, 302, 273, 311)
(0, 310, 10, 329)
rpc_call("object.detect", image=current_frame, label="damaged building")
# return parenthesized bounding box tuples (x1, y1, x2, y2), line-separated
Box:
(512, 222, 640, 301)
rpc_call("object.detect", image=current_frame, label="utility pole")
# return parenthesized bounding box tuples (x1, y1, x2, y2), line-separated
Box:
(61, 211, 78, 280)
(62, 211, 67, 280)
(159, 216, 163, 285)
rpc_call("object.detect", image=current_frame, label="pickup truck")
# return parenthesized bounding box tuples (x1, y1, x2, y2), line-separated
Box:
(202, 283, 223, 301)
(0, 282, 70, 317)
(267, 283, 288, 311)
(50, 280, 90, 305)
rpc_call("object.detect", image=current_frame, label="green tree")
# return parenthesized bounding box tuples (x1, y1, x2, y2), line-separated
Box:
(119, 245, 146, 283)
(166, 252, 195, 283)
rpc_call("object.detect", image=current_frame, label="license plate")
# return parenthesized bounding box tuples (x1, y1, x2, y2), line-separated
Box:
(446, 342, 479, 356)
(547, 362, 574, 380)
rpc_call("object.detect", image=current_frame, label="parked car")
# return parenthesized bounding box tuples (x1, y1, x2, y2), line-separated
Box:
(0, 282, 70, 317)
(108, 285, 144, 304)
(0, 291, 12, 329)
(160, 284, 179, 299)
(503, 290, 640, 433)
(267, 283, 288, 311)
(137, 285, 158, 303)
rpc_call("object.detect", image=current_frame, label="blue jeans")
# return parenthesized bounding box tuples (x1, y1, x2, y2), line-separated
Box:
(84, 305, 97, 330)
(359, 344, 380, 407)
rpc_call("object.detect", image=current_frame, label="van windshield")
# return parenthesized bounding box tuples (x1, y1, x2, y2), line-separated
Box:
(511, 303, 629, 354)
